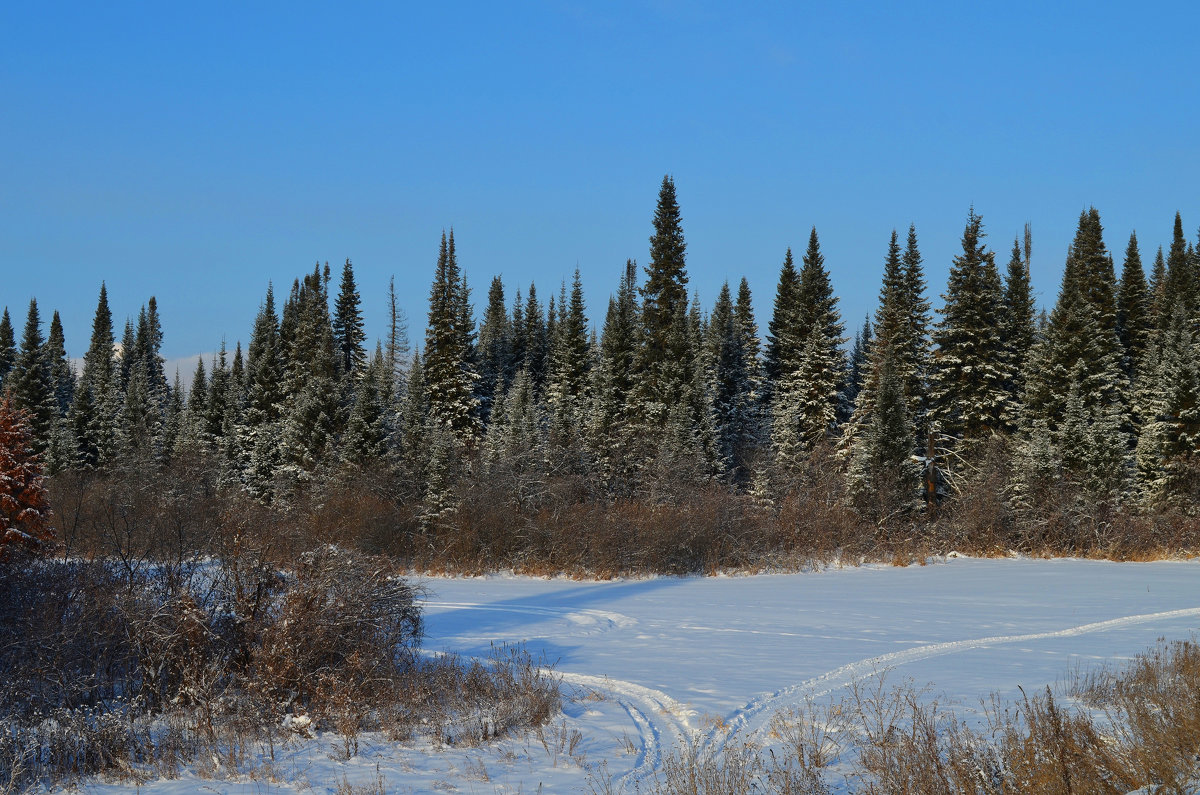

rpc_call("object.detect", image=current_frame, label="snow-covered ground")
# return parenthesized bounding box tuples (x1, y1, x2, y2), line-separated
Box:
(82, 557, 1200, 793)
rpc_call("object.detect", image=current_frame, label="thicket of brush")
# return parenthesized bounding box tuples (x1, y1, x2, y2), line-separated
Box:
(47, 441, 1200, 582)
(638, 637, 1200, 794)
(0, 536, 558, 791)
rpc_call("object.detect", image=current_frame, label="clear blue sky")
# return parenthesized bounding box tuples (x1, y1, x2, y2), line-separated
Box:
(3, 2, 1198, 368)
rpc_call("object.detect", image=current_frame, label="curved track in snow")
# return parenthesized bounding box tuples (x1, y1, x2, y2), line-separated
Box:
(423, 600, 689, 789)
(698, 605, 1200, 764)
(559, 672, 697, 791)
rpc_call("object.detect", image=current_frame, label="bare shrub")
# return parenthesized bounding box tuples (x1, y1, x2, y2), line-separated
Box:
(254, 545, 422, 718)
(408, 644, 561, 747)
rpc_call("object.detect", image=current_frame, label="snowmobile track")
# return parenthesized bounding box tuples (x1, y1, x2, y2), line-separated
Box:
(698, 605, 1200, 763)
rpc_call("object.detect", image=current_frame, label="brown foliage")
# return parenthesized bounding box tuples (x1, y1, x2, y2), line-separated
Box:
(0, 396, 55, 559)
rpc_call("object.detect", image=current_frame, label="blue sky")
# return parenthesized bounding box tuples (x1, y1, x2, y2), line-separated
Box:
(3, 2, 1198, 366)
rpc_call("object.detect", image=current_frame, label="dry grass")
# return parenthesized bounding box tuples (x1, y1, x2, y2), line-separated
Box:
(646, 638, 1200, 794)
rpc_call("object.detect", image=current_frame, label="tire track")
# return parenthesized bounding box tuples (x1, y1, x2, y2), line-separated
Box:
(422, 600, 685, 791)
(698, 605, 1200, 763)
(558, 672, 697, 792)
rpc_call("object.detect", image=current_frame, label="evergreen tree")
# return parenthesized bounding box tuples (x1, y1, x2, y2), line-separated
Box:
(224, 341, 246, 464)
(205, 343, 232, 455)
(69, 284, 119, 467)
(161, 369, 184, 462)
(1148, 246, 1168, 328)
(121, 354, 155, 461)
(484, 367, 547, 503)
(588, 260, 642, 492)
(846, 231, 916, 461)
(764, 247, 800, 393)
(773, 227, 846, 450)
(899, 224, 932, 441)
(847, 342, 918, 517)
(395, 351, 430, 502)
(42, 311, 76, 474)
(1002, 231, 1037, 409)
(637, 175, 694, 424)
(331, 258, 367, 380)
(732, 278, 764, 464)
(846, 231, 906, 443)
(519, 283, 549, 390)
(707, 282, 755, 481)
(1136, 308, 1200, 504)
(140, 297, 168, 406)
(342, 344, 393, 466)
(6, 300, 55, 454)
(1116, 231, 1151, 380)
(279, 265, 341, 478)
(845, 316, 872, 416)
(1162, 212, 1193, 321)
(546, 269, 591, 452)
(118, 319, 136, 391)
(175, 356, 210, 456)
(0, 309, 15, 391)
(928, 209, 1010, 442)
(241, 285, 285, 499)
(384, 275, 410, 395)
(477, 275, 513, 424)
(1025, 208, 1126, 430)
(423, 231, 479, 440)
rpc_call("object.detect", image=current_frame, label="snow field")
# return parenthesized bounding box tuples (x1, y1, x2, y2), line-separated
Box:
(81, 557, 1200, 793)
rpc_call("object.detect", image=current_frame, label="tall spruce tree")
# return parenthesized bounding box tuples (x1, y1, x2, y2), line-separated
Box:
(423, 230, 479, 440)
(546, 269, 591, 450)
(1162, 212, 1193, 322)
(765, 247, 800, 394)
(1022, 209, 1131, 492)
(42, 311, 76, 473)
(846, 232, 908, 460)
(847, 342, 918, 516)
(637, 175, 694, 425)
(384, 275, 410, 395)
(279, 266, 341, 477)
(342, 343, 393, 466)
(900, 224, 932, 434)
(7, 300, 55, 454)
(1148, 246, 1168, 328)
(174, 356, 210, 456)
(240, 285, 285, 498)
(395, 350, 430, 500)
(1136, 306, 1200, 503)
(69, 284, 120, 467)
(774, 227, 846, 451)
(845, 316, 873, 418)
(1001, 231, 1037, 417)
(477, 275, 513, 424)
(1117, 231, 1151, 380)
(0, 309, 15, 391)
(928, 209, 1010, 442)
(520, 283, 548, 393)
(588, 260, 642, 492)
(847, 232, 906, 442)
(1025, 208, 1126, 428)
(707, 282, 755, 481)
(331, 258, 367, 379)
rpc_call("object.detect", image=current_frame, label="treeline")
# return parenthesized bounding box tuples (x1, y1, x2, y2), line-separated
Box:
(4, 177, 1200, 570)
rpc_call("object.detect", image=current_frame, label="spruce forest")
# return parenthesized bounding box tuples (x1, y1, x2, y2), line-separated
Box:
(3, 176, 1200, 572)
